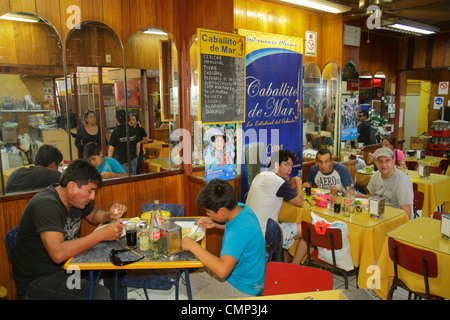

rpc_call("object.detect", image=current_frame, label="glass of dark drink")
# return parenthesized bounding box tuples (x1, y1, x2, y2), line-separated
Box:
(126, 222, 137, 249)
(304, 182, 311, 197)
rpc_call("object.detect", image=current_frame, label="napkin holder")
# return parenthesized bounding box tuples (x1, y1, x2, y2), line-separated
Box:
(160, 221, 182, 256)
(418, 164, 431, 179)
(441, 214, 450, 241)
(368, 196, 385, 219)
(416, 150, 426, 160)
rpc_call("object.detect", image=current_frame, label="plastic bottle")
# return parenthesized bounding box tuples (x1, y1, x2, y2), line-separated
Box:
(149, 210, 161, 259)
(139, 222, 150, 251)
(349, 184, 356, 214)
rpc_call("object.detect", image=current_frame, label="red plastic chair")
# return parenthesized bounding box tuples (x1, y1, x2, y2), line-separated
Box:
(405, 161, 418, 171)
(439, 159, 448, 174)
(413, 190, 424, 219)
(263, 262, 333, 296)
(387, 238, 442, 300)
(301, 221, 356, 289)
(430, 166, 442, 174)
(432, 211, 445, 220)
(412, 182, 418, 192)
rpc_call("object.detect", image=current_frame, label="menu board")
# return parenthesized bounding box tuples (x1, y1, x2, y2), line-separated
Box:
(198, 29, 246, 124)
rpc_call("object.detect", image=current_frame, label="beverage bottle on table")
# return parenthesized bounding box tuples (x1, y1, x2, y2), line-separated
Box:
(333, 191, 342, 213)
(139, 222, 150, 251)
(154, 200, 164, 225)
(349, 184, 356, 214)
(149, 210, 161, 259)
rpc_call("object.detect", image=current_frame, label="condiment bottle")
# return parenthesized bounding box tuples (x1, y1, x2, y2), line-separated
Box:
(149, 210, 161, 259)
(139, 222, 150, 251)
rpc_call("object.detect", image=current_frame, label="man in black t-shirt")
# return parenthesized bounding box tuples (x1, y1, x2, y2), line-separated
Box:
(13, 160, 127, 300)
(108, 110, 141, 175)
(357, 110, 372, 146)
(6, 144, 62, 193)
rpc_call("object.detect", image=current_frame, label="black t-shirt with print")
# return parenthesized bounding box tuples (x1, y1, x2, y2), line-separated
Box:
(12, 185, 94, 292)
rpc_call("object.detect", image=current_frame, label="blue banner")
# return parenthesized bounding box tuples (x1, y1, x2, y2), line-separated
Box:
(238, 30, 303, 200)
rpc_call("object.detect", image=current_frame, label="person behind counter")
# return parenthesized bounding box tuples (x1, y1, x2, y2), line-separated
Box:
(13, 159, 127, 300)
(181, 178, 266, 299)
(128, 113, 147, 174)
(358, 148, 413, 220)
(357, 110, 372, 146)
(5, 144, 63, 193)
(83, 142, 127, 179)
(108, 110, 141, 175)
(305, 148, 353, 194)
(75, 110, 105, 159)
(246, 149, 306, 264)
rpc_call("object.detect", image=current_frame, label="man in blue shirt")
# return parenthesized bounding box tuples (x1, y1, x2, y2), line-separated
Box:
(181, 178, 266, 299)
(83, 142, 126, 179)
(306, 149, 353, 194)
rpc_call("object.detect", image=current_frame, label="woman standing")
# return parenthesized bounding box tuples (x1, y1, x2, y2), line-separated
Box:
(129, 113, 147, 173)
(75, 110, 104, 158)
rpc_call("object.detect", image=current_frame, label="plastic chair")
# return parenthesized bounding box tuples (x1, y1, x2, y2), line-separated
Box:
(265, 219, 282, 263)
(439, 159, 448, 174)
(430, 166, 442, 174)
(121, 203, 185, 300)
(263, 262, 333, 296)
(405, 161, 418, 171)
(432, 211, 445, 220)
(301, 221, 356, 289)
(413, 190, 424, 219)
(412, 182, 418, 192)
(387, 237, 443, 300)
(5, 226, 19, 263)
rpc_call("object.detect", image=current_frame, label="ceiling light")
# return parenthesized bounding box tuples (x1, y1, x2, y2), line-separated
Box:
(0, 12, 40, 23)
(382, 19, 439, 36)
(280, 0, 351, 14)
(143, 28, 168, 36)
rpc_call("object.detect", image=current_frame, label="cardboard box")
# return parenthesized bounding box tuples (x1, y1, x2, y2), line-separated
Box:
(410, 136, 432, 150)
(1, 127, 17, 143)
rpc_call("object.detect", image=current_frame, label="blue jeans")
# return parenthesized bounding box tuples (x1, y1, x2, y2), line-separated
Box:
(121, 157, 138, 175)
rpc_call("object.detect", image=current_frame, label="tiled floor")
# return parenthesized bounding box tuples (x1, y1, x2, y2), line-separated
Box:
(122, 272, 411, 300)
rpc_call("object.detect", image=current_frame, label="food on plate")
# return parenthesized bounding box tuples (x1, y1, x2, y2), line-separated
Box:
(182, 226, 204, 240)
(129, 217, 140, 224)
(363, 166, 373, 173)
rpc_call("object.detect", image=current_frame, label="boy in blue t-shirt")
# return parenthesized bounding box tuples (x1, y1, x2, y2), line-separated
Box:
(83, 142, 126, 179)
(181, 178, 266, 299)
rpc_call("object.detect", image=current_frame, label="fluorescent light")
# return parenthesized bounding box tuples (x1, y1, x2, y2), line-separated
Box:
(143, 28, 168, 36)
(281, 0, 351, 14)
(382, 18, 439, 36)
(0, 13, 40, 23)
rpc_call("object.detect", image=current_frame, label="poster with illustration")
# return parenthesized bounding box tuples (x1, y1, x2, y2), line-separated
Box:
(203, 124, 236, 182)
(341, 97, 358, 141)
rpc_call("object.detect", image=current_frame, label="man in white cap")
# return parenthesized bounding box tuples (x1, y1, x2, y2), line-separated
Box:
(362, 147, 413, 219)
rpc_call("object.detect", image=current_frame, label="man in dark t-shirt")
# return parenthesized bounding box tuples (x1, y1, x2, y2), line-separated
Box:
(6, 144, 62, 193)
(108, 109, 141, 175)
(357, 110, 372, 146)
(13, 159, 127, 300)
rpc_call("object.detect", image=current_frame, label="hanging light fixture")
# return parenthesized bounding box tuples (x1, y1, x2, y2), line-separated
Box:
(280, 0, 352, 14)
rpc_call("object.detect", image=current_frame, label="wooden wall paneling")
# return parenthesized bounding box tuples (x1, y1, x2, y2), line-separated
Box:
(81, 0, 103, 23)
(102, 0, 123, 42)
(121, 0, 141, 49)
(0, 0, 11, 16)
(36, 0, 62, 34)
(431, 33, 449, 68)
(9, 0, 36, 13)
(321, 14, 343, 69)
(59, 0, 82, 47)
(413, 37, 428, 69)
(138, 0, 158, 32)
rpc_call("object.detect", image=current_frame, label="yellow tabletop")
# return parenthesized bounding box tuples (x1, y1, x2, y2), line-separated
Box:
(278, 200, 408, 290)
(405, 155, 445, 168)
(374, 218, 450, 300)
(408, 171, 450, 217)
(235, 290, 346, 300)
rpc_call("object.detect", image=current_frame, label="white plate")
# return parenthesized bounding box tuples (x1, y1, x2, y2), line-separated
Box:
(357, 169, 374, 175)
(175, 221, 206, 242)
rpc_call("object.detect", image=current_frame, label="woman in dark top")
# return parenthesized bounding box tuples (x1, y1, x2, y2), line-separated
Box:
(75, 110, 104, 158)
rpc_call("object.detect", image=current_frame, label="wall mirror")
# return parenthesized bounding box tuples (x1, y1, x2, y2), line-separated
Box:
(321, 61, 341, 155)
(341, 61, 359, 147)
(0, 12, 64, 195)
(372, 71, 386, 118)
(302, 62, 323, 157)
(125, 27, 180, 172)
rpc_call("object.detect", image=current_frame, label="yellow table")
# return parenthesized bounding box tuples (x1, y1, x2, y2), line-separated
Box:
(374, 218, 450, 300)
(405, 155, 445, 168)
(408, 171, 450, 217)
(236, 289, 346, 300)
(278, 201, 408, 289)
